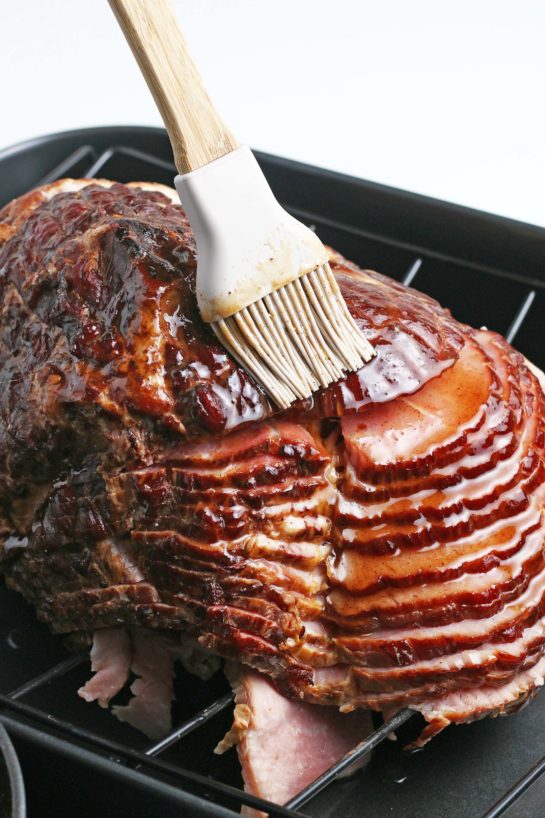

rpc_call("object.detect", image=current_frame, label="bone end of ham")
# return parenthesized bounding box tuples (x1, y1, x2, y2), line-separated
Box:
(218, 664, 374, 812)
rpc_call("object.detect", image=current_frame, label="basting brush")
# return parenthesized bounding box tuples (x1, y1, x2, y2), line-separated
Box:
(108, 0, 375, 408)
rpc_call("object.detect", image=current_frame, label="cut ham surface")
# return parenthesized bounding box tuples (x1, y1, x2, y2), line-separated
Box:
(2, 179, 545, 804)
(112, 630, 176, 739)
(78, 628, 132, 708)
(217, 664, 373, 813)
(79, 628, 220, 739)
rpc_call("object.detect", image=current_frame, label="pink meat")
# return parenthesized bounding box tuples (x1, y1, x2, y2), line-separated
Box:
(80, 629, 221, 739)
(78, 628, 132, 707)
(112, 630, 176, 739)
(217, 664, 373, 813)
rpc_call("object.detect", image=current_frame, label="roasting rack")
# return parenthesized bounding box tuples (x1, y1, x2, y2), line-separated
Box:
(1, 127, 545, 818)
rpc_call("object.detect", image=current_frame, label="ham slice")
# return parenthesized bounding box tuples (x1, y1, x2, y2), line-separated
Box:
(79, 628, 175, 738)
(217, 664, 373, 814)
(112, 630, 176, 739)
(79, 629, 220, 739)
(78, 628, 132, 707)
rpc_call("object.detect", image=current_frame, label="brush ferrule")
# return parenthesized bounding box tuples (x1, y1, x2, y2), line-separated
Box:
(175, 145, 328, 323)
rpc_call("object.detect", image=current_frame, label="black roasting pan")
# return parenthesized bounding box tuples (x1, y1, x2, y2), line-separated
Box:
(0, 127, 545, 818)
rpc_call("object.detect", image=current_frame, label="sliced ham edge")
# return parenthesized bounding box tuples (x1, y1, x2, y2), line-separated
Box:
(411, 649, 545, 747)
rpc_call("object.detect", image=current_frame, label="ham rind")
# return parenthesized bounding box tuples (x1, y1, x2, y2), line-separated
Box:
(217, 665, 373, 814)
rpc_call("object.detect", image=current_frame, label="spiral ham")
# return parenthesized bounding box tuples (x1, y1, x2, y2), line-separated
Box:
(1, 179, 545, 802)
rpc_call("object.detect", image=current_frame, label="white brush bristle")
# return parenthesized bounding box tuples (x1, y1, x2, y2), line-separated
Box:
(212, 262, 375, 408)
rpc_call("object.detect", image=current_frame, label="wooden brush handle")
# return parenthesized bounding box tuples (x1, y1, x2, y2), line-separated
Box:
(108, 0, 238, 174)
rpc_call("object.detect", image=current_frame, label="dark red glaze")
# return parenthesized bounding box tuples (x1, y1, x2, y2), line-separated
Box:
(306, 258, 465, 415)
(0, 180, 464, 457)
(327, 519, 541, 598)
(334, 578, 545, 667)
(327, 538, 545, 631)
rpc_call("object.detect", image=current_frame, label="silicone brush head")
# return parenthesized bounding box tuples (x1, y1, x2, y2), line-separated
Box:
(175, 146, 375, 408)
(213, 263, 374, 407)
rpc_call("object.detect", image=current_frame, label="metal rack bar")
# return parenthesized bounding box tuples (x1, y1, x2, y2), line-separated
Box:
(286, 204, 545, 293)
(4, 665, 415, 817)
(38, 145, 96, 186)
(3, 639, 414, 814)
(0, 693, 301, 818)
(1, 712, 242, 818)
(84, 148, 117, 178)
(8, 653, 89, 700)
(505, 290, 536, 344)
(144, 691, 234, 757)
(5, 646, 414, 815)
(84, 145, 177, 178)
(402, 258, 422, 286)
(286, 708, 414, 810)
(6, 649, 411, 815)
(482, 753, 545, 818)
(74, 142, 545, 295)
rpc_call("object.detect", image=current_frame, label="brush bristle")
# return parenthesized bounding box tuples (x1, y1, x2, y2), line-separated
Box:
(212, 263, 375, 408)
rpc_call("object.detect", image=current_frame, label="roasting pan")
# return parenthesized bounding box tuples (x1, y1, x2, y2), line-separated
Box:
(1, 126, 545, 818)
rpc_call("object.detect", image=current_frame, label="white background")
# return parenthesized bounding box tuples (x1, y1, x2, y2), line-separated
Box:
(2, 0, 544, 227)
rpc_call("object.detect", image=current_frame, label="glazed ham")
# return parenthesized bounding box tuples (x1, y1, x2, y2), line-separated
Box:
(1, 178, 545, 803)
